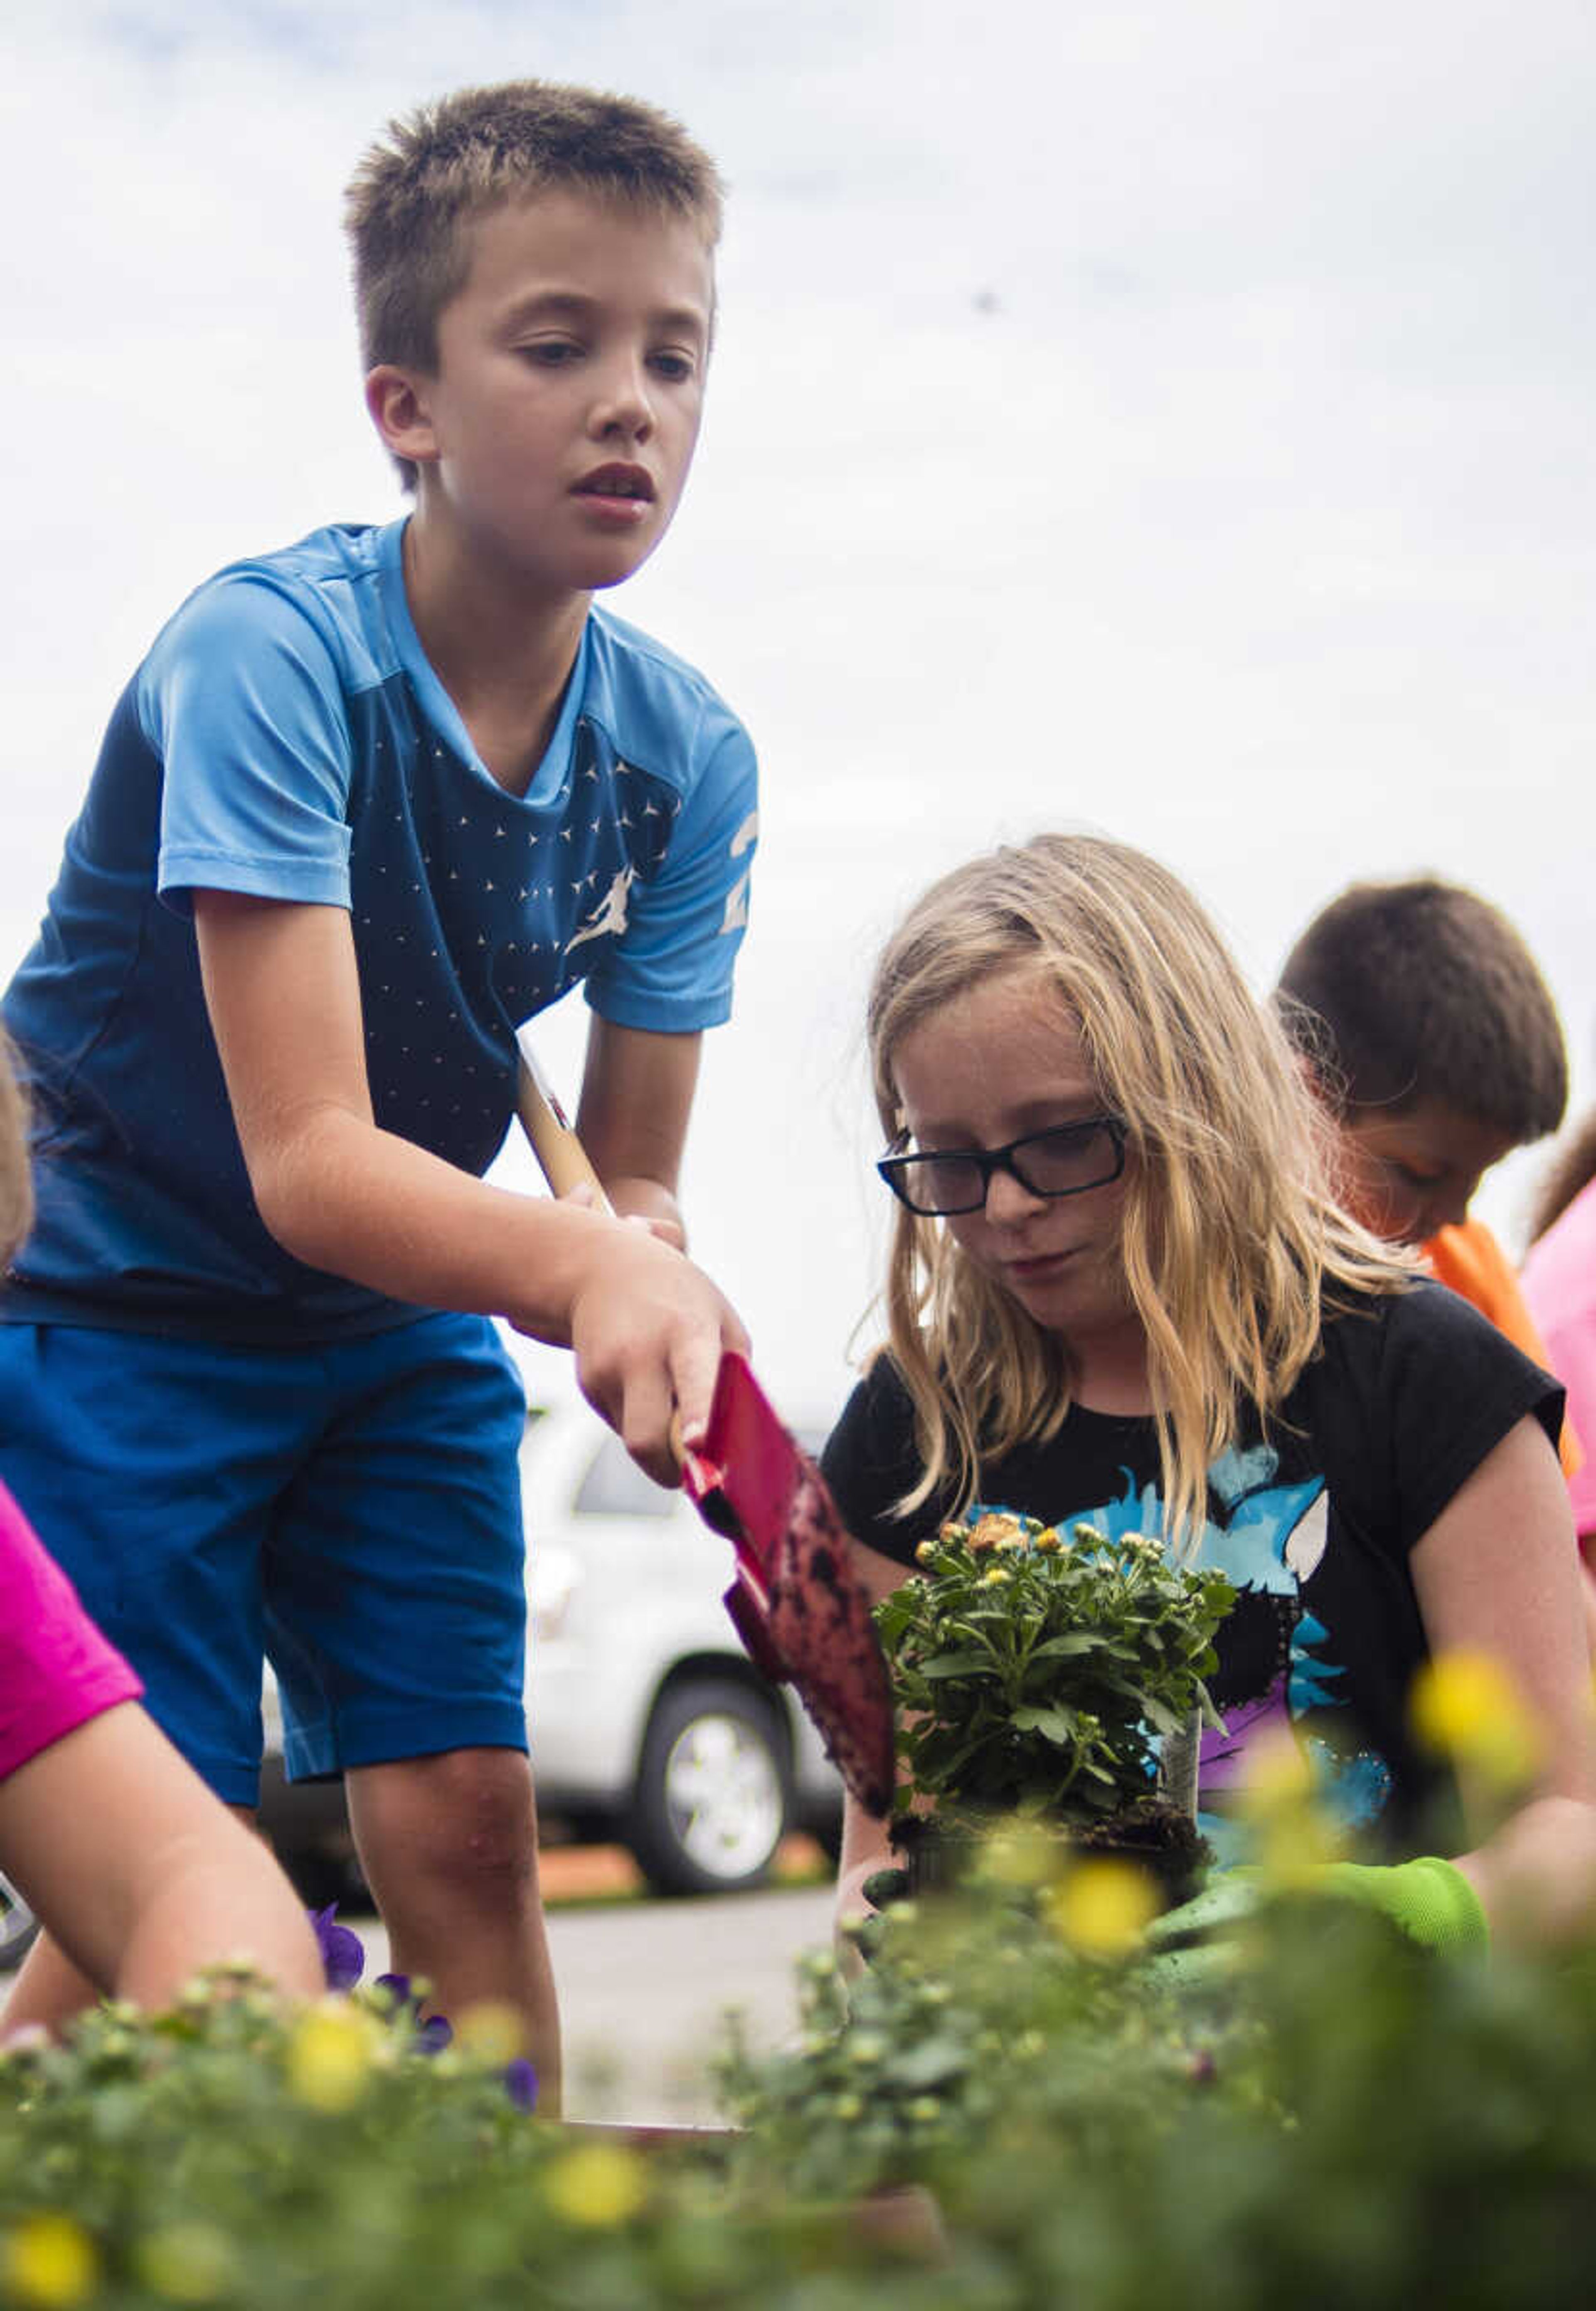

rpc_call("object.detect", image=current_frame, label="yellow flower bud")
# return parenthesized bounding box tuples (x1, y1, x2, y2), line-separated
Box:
(1049, 1857, 1159, 1958)
(1410, 1651, 1544, 1791)
(981, 1823, 1066, 1889)
(542, 2143, 648, 2228)
(135, 2223, 239, 2305)
(286, 2002, 374, 2113)
(454, 2000, 527, 2064)
(2, 2215, 99, 2309)
(1231, 1726, 1340, 1880)
(970, 1513, 1021, 1551)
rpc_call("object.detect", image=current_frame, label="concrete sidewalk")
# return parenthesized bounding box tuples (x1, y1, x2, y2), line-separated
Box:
(351, 1879, 835, 2126)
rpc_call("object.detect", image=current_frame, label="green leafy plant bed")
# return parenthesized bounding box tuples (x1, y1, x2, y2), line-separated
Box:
(6, 1885, 1596, 2308)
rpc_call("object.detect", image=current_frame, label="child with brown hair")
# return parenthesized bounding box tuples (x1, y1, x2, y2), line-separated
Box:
(1273, 877, 1575, 1456)
(0, 79, 757, 2088)
(824, 834, 1596, 1951)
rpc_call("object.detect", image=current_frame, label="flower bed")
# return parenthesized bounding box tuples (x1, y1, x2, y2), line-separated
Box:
(5, 1857, 1596, 2309)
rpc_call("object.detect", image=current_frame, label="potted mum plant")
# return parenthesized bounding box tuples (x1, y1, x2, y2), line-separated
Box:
(874, 1511, 1236, 1906)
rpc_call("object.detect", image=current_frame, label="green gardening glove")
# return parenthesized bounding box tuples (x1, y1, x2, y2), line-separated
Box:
(1143, 1856, 1489, 1987)
(1315, 1856, 1489, 1954)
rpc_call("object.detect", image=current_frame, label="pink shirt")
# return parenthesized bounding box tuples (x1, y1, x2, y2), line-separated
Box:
(1522, 1177, 1596, 1542)
(0, 1481, 141, 1782)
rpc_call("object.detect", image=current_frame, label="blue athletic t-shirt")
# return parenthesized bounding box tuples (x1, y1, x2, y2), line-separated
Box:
(2, 520, 758, 1340)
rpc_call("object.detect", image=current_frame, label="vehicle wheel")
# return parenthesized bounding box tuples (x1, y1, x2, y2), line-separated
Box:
(0, 1873, 40, 1970)
(627, 1677, 792, 1897)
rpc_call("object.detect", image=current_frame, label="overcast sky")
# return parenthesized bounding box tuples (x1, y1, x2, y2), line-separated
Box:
(5, 0, 1594, 1415)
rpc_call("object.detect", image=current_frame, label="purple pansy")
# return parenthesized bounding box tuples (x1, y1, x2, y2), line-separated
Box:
(503, 2058, 539, 2113)
(306, 1911, 526, 2099)
(310, 1905, 365, 1993)
(375, 1971, 453, 2054)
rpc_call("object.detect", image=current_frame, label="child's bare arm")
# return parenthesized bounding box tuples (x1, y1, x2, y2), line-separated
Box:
(1410, 1413, 1596, 1946)
(0, 1704, 323, 2012)
(193, 890, 746, 1470)
(575, 1016, 703, 1245)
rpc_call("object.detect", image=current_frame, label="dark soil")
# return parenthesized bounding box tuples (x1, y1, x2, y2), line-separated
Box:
(892, 1798, 1211, 1910)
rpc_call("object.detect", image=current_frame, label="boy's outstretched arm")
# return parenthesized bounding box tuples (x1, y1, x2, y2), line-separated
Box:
(193, 890, 747, 1476)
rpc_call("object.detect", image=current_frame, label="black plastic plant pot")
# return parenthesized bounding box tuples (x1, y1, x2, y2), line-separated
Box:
(891, 1799, 1210, 1911)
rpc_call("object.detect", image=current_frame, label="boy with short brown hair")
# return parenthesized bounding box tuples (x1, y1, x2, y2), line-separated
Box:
(0, 80, 758, 2092)
(1274, 876, 1580, 1482)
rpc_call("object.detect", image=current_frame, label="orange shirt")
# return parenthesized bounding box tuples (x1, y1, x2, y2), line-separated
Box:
(1423, 1218, 1584, 1480)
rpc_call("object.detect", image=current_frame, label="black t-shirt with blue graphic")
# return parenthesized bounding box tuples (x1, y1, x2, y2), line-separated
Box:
(821, 1280, 1564, 1852)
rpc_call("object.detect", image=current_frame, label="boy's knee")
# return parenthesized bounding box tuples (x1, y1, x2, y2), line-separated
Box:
(351, 1748, 537, 1887)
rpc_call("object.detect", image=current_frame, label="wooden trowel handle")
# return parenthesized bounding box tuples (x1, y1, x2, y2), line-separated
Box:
(514, 1037, 614, 1215)
(514, 1033, 690, 1480)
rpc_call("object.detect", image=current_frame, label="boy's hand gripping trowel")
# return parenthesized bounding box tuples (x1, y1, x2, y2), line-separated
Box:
(514, 1037, 897, 1818)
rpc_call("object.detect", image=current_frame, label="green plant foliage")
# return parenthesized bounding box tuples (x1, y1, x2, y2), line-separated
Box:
(4, 1890, 1596, 2307)
(875, 1513, 1235, 1822)
(0, 1974, 859, 2310)
(724, 1870, 1596, 2311)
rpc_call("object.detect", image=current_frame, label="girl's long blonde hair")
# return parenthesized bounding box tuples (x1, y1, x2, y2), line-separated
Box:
(867, 834, 1408, 1555)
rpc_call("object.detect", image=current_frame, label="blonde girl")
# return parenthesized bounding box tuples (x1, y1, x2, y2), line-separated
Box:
(825, 835, 1596, 1948)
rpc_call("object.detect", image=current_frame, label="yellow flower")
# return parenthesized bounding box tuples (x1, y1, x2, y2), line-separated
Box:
(453, 2000, 527, 2064)
(1033, 1527, 1062, 1552)
(135, 2223, 238, 2305)
(2, 2214, 99, 2308)
(542, 2143, 647, 2228)
(286, 2002, 374, 2113)
(915, 1539, 938, 1564)
(1410, 1652, 1544, 1792)
(980, 1567, 1011, 1588)
(980, 1822, 1066, 1890)
(1232, 1727, 1339, 1882)
(1240, 1726, 1315, 1810)
(1049, 1857, 1160, 1958)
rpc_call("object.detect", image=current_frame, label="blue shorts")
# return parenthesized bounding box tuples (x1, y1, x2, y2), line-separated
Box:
(0, 1314, 529, 1805)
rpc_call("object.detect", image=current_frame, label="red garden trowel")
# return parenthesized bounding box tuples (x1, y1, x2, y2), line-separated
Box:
(514, 1037, 897, 1818)
(673, 1349, 896, 1820)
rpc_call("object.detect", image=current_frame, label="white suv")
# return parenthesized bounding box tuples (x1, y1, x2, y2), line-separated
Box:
(260, 1394, 843, 1901)
(522, 1397, 842, 1894)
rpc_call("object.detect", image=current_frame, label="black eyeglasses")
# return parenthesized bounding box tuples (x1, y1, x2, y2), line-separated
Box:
(876, 1116, 1127, 1216)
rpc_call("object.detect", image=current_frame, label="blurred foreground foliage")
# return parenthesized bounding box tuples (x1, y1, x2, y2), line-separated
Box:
(4, 1870, 1596, 2310)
